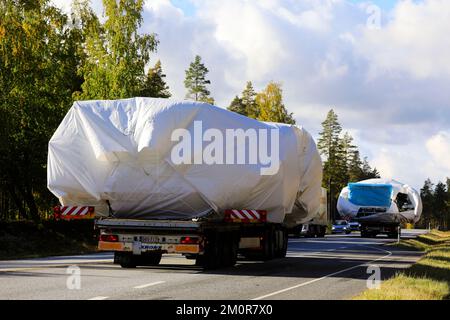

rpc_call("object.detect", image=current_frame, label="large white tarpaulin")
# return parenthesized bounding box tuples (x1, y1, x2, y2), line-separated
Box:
(337, 178, 422, 223)
(48, 98, 322, 223)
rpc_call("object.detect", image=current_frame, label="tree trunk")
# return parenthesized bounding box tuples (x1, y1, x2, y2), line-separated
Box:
(6, 183, 27, 220)
(18, 185, 40, 222)
(25, 185, 40, 222)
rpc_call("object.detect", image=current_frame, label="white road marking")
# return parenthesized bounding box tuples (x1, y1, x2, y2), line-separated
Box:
(88, 296, 109, 300)
(134, 281, 165, 289)
(252, 245, 392, 300)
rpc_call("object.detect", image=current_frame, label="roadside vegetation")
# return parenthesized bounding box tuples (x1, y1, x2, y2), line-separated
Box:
(354, 230, 450, 300)
(0, 220, 98, 260)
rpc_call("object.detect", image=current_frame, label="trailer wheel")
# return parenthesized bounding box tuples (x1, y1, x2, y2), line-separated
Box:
(141, 252, 162, 266)
(118, 253, 137, 268)
(317, 226, 326, 238)
(275, 228, 288, 258)
(294, 225, 302, 238)
(229, 232, 239, 266)
(262, 227, 275, 260)
(197, 231, 221, 270)
(219, 232, 239, 267)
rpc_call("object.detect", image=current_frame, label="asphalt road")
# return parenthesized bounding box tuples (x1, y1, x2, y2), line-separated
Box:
(0, 230, 427, 300)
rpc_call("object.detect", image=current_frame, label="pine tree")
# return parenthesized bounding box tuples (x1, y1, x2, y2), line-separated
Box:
(141, 60, 171, 98)
(347, 149, 364, 182)
(446, 178, 450, 229)
(256, 82, 295, 124)
(360, 157, 381, 180)
(419, 179, 435, 229)
(241, 81, 258, 119)
(184, 55, 214, 104)
(227, 95, 246, 115)
(434, 182, 448, 229)
(341, 132, 360, 182)
(317, 110, 341, 161)
(317, 109, 347, 219)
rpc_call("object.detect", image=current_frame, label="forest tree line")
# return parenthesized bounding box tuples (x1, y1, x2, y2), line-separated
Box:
(1, 0, 380, 222)
(418, 179, 450, 230)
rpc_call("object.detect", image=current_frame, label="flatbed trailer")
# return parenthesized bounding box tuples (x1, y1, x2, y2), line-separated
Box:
(91, 210, 288, 270)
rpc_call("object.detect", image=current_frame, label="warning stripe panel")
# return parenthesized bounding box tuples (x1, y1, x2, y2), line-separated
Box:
(225, 209, 266, 222)
(57, 206, 93, 219)
(61, 206, 89, 216)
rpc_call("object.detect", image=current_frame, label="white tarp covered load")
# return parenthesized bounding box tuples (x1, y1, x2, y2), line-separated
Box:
(48, 98, 323, 223)
(337, 178, 422, 223)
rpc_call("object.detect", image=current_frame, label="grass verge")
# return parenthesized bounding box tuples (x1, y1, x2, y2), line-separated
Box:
(354, 230, 450, 300)
(0, 220, 98, 260)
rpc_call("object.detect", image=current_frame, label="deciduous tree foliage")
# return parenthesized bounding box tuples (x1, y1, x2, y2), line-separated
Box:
(0, 0, 160, 221)
(184, 55, 214, 104)
(256, 82, 295, 124)
(74, 0, 158, 100)
(0, 0, 82, 220)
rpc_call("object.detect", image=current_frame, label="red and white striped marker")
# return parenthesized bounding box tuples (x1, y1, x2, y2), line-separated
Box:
(54, 206, 95, 220)
(224, 209, 267, 223)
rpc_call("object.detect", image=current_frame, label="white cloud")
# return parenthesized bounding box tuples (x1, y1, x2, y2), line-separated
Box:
(358, 0, 450, 79)
(426, 131, 450, 172)
(50, 0, 450, 189)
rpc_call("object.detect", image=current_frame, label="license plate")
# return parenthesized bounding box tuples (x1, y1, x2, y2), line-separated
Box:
(140, 236, 160, 243)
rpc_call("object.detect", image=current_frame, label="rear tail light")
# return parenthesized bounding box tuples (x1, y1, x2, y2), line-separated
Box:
(180, 236, 199, 244)
(100, 234, 119, 242)
(53, 206, 61, 219)
(259, 210, 267, 222)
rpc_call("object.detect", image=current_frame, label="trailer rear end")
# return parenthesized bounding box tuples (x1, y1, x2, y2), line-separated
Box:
(54, 206, 288, 269)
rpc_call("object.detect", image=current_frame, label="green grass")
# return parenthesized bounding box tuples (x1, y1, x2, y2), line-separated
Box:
(354, 230, 450, 300)
(0, 219, 98, 260)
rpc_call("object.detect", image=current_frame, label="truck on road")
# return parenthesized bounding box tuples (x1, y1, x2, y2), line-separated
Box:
(90, 210, 287, 269)
(337, 179, 422, 239)
(49, 98, 323, 269)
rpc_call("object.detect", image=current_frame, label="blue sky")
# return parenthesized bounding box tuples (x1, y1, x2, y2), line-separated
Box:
(146, 0, 450, 189)
(348, 0, 398, 10)
(52, 0, 450, 190)
(169, 0, 196, 16)
(170, 0, 404, 16)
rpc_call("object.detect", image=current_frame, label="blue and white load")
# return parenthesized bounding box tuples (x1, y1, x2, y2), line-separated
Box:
(337, 178, 422, 223)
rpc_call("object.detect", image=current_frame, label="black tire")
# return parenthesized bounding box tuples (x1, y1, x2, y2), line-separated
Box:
(308, 225, 317, 238)
(229, 232, 239, 266)
(220, 232, 236, 267)
(276, 228, 288, 258)
(197, 232, 221, 270)
(388, 231, 398, 239)
(317, 226, 326, 238)
(141, 252, 162, 266)
(262, 227, 275, 261)
(119, 253, 137, 268)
